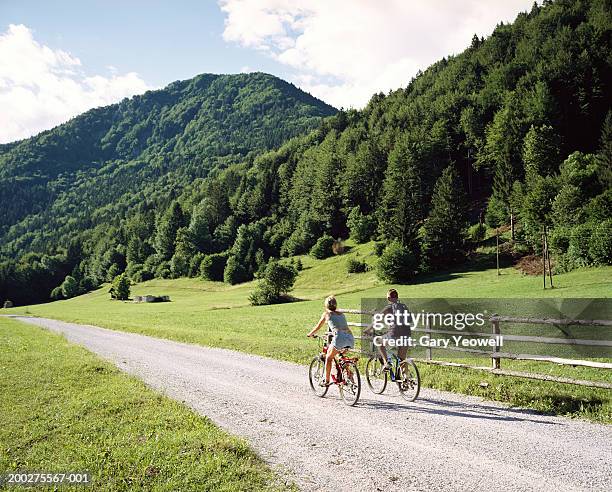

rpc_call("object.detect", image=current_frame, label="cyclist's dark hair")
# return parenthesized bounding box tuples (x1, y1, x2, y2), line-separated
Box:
(387, 289, 398, 300)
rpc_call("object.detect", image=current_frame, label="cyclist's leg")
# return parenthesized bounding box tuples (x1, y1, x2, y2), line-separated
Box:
(397, 345, 408, 361)
(325, 345, 339, 384)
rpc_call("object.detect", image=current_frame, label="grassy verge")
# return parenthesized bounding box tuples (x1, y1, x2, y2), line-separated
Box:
(0, 317, 290, 491)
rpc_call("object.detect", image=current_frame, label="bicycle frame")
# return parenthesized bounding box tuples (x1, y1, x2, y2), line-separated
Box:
(316, 334, 358, 386)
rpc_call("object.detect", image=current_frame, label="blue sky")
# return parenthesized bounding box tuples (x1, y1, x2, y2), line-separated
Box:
(0, 0, 536, 143)
(0, 0, 289, 86)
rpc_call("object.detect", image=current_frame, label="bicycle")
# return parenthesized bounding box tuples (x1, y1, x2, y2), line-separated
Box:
(365, 350, 420, 401)
(308, 333, 361, 406)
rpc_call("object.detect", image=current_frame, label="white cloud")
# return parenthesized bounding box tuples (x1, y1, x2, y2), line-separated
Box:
(219, 0, 535, 108)
(0, 24, 151, 144)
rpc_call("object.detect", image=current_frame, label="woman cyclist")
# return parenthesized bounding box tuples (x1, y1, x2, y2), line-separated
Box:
(307, 295, 354, 387)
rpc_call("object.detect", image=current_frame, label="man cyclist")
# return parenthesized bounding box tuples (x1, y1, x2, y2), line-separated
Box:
(371, 289, 412, 371)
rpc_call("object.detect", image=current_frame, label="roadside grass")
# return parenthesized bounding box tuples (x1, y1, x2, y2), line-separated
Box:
(0, 317, 290, 491)
(4, 247, 612, 423)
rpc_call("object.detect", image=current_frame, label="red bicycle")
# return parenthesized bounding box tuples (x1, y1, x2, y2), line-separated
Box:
(308, 333, 361, 406)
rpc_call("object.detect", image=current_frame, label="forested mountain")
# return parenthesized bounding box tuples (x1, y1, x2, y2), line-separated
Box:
(0, 73, 335, 254)
(1, 0, 611, 306)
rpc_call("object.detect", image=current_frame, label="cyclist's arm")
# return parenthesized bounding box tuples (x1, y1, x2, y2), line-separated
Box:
(364, 305, 392, 335)
(307, 313, 327, 337)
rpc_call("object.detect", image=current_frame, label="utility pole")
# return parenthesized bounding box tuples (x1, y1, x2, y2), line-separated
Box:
(496, 228, 500, 276)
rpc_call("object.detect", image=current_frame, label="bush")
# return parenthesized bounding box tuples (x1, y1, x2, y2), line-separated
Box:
(567, 223, 594, 267)
(347, 258, 367, 273)
(109, 273, 131, 300)
(376, 242, 417, 283)
(549, 227, 571, 255)
(224, 255, 249, 285)
(468, 223, 486, 242)
(589, 219, 612, 265)
(170, 253, 189, 278)
(249, 261, 297, 306)
(188, 253, 205, 278)
(374, 241, 386, 256)
(310, 235, 334, 259)
(155, 261, 172, 279)
(50, 286, 63, 300)
(132, 268, 153, 283)
(61, 275, 80, 299)
(200, 252, 228, 281)
(295, 258, 303, 271)
(126, 262, 144, 279)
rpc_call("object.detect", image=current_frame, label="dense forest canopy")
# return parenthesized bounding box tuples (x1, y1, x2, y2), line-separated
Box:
(1, 0, 611, 306)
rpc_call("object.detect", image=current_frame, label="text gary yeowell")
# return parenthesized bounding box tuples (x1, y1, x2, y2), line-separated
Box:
(371, 335, 504, 349)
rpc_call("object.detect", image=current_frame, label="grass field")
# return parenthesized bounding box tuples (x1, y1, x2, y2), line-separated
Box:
(4, 242, 612, 422)
(0, 317, 289, 491)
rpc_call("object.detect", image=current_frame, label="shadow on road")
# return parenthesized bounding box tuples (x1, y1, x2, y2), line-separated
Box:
(356, 396, 560, 425)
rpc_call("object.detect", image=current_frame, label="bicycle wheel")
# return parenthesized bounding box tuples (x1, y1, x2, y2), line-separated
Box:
(339, 361, 361, 406)
(365, 356, 387, 394)
(397, 358, 420, 402)
(308, 356, 328, 397)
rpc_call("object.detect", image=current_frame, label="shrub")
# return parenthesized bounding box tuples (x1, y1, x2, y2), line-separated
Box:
(155, 261, 172, 279)
(468, 223, 486, 242)
(310, 235, 334, 259)
(109, 273, 131, 300)
(61, 275, 80, 299)
(589, 219, 612, 265)
(132, 268, 153, 283)
(170, 253, 190, 278)
(548, 227, 571, 255)
(376, 242, 417, 283)
(50, 286, 63, 300)
(374, 241, 386, 257)
(200, 252, 228, 281)
(224, 255, 249, 285)
(249, 261, 297, 306)
(188, 253, 205, 278)
(347, 258, 367, 273)
(295, 258, 303, 271)
(567, 223, 594, 267)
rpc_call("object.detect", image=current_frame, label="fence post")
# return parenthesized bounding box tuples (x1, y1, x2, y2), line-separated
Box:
(492, 316, 501, 369)
(425, 318, 432, 360)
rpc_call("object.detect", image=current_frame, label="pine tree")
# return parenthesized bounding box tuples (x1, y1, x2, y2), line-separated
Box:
(154, 202, 186, 261)
(597, 111, 612, 189)
(189, 201, 213, 253)
(378, 136, 424, 255)
(422, 166, 469, 267)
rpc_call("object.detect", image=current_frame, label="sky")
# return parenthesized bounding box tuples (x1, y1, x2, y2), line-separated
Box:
(0, 0, 536, 144)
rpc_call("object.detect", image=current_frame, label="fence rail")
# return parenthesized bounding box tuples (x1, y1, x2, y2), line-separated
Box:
(337, 308, 612, 389)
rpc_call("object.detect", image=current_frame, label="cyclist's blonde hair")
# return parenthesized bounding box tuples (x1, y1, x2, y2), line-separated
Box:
(324, 295, 337, 311)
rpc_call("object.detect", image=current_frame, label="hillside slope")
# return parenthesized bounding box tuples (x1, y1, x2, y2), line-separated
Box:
(0, 72, 336, 254)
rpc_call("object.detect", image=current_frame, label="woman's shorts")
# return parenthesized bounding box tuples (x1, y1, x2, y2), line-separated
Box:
(331, 331, 354, 350)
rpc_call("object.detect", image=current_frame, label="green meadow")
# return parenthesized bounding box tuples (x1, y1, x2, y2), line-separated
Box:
(0, 317, 290, 491)
(5, 242, 612, 422)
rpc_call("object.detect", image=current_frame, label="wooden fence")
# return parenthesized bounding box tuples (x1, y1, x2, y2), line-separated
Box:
(338, 309, 612, 390)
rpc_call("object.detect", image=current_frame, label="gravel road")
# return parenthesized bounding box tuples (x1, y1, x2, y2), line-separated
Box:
(11, 316, 612, 491)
